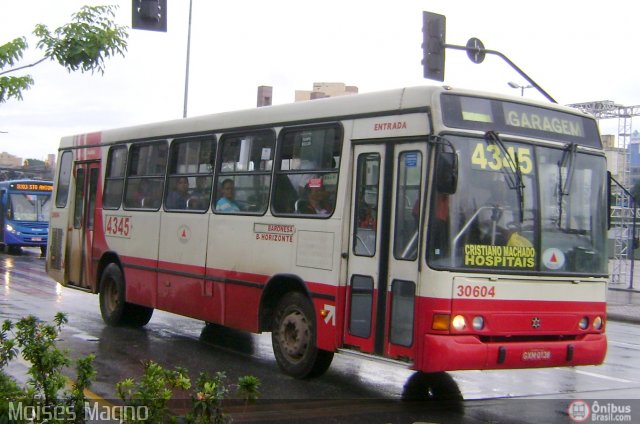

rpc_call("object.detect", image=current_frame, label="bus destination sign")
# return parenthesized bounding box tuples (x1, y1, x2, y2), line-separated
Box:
(11, 183, 54, 192)
(441, 94, 601, 148)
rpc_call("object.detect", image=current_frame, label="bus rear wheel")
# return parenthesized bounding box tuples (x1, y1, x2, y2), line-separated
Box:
(271, 292, 333, 379)
(99, 263, 153, 327)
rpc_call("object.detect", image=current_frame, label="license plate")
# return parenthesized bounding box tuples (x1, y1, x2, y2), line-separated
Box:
(32, 237, 42, 242)
(522, 349, 551, 361)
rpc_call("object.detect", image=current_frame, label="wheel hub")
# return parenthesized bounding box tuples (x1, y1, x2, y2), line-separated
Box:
(280, 311, 310, 359)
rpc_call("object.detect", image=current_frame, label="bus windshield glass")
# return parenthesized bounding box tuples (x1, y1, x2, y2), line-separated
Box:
(428, 134, 608, 275)
(9, 193, 51, 222)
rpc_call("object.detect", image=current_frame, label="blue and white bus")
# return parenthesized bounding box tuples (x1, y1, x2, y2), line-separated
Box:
(0, 179, 52, 254)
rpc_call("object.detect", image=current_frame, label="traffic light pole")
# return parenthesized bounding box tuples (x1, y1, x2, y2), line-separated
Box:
(422, 11, 556, 104)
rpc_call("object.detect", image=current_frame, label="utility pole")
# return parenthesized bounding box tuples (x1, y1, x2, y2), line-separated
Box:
(183, 0, 193, 118)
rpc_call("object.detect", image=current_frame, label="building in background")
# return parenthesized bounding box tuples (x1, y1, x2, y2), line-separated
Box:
(257, 86, 273, 107)
(0, 151, 22, 168)
(627, 130, 640, 186)
(295, 82, 358, 102)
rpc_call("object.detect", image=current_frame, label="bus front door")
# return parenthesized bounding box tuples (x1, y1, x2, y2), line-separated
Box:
(67, 162, 99, 290)
(346, 142, 426, 360)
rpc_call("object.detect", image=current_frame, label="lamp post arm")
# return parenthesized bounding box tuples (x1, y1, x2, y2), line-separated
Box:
(445, 43, 557, 104)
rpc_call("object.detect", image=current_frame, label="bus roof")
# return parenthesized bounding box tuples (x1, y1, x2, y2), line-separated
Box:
(59, 85, 596, 148)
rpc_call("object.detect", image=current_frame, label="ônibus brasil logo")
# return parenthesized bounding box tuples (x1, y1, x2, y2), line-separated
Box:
(568, 400, 591, 422)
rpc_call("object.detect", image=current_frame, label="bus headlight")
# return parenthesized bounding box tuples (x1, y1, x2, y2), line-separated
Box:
(593, 316, 603, 330)
(5, 224, 14, 233)
(472, 316, 485, 330)
(579, 317, 589, 330)
(451, 315, 466, 331)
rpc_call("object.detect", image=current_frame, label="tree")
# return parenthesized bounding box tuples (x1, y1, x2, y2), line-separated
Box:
(0, 5, 128, 103)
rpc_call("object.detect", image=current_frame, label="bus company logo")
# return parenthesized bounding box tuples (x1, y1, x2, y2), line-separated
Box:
(178, 225, 191, 243)
(568, 400, 590, 422)
(531, 317, 541, 329)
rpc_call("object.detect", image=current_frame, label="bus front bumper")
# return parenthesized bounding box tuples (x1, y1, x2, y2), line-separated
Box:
(5, 231, 47, 246)
(419, 333, 607, 373)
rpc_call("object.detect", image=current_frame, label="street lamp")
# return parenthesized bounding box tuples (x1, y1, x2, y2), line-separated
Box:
(508, 81, 533, 97)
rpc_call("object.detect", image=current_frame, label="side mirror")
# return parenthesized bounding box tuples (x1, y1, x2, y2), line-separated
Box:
(436, 149, 458, 194)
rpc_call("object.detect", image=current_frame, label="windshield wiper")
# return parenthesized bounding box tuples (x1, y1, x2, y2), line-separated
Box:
(559, 143, 577, 195)
(557, 142, 578, 228)
(484, 131, 525, 222)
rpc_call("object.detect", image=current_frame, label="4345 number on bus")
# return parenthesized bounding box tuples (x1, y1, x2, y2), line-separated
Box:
(105, 215, 131, 238)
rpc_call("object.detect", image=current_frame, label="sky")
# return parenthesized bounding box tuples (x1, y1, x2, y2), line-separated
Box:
(1, 0, 639, 161)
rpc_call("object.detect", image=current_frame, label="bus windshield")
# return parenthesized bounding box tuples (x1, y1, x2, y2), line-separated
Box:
(9, 193, 51, 222)
(428, 134, 608, 275)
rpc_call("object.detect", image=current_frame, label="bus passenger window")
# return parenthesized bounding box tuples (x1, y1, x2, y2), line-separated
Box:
(214, 131, 275, 214)
(164, 136, 214, 212)
(104, 146, 127, 209)
(55, 151, 73, 208)
(273, 125, 342, 217)
(126, 141, 168, 211)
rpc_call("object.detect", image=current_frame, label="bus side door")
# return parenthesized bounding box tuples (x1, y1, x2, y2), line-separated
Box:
(67, 162, 100, 289)
(346, 141, 426, 360)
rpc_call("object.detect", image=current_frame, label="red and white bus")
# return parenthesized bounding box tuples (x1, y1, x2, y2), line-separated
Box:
(46, 86, 608, 379)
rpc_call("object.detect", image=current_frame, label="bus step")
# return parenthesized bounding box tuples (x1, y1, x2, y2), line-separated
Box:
(336, 348, 412, 368)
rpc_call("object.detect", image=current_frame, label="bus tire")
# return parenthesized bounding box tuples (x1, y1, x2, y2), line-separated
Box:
(99, 263, 127, 326)
(271, 292, 333, 379)
(99, 263, 154, 327)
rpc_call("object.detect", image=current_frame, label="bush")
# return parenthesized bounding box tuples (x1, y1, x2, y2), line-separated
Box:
(0, 313, 95, 423)
(0, 314, 261, 423)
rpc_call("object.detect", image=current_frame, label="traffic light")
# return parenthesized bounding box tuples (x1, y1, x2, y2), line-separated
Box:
(422, 11, 446, 81)
(132, 0, 167, 32)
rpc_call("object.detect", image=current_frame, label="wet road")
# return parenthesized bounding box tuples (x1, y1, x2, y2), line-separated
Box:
(2, 249, 640, 423)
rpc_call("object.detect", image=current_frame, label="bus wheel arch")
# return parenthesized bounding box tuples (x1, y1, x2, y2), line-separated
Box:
(262, 276, 334, 379)
(98, 256, 153, 328)
(259, 274, 309, 332)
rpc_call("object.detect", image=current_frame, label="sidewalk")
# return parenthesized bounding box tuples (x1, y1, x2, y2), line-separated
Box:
(607, 259, 640, 324)
(607, 287, 640, 324)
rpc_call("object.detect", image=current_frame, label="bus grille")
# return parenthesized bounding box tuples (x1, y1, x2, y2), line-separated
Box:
(479, 335, 578, 343)
(49, 228, 63, 270)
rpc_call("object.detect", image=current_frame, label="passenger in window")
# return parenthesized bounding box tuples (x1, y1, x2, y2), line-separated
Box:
(188, 177, 211, 210)
(357, 192, 376, 229)
(166, 176, 190, 209)
(132, 179, 151, 208)
(300, 178, 332, 215)
(216, 179, 240, 212)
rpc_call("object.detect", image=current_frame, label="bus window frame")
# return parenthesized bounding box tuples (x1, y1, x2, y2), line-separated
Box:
(55, 151, 73, 208)
(213, 129, 275, 216)
(123, 140, 169, 212)
(103, 145, 128, 210)
(271, 123, 343, 218)
(164, 135, 217, 213)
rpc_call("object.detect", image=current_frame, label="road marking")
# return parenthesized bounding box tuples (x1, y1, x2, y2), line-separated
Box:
(574, 369, 633, 383)
(609, 340, 640, 349)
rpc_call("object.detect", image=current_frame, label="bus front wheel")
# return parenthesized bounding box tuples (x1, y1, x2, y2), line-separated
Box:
(99, 263, 153, 327)
(271, 292, 333, 379)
